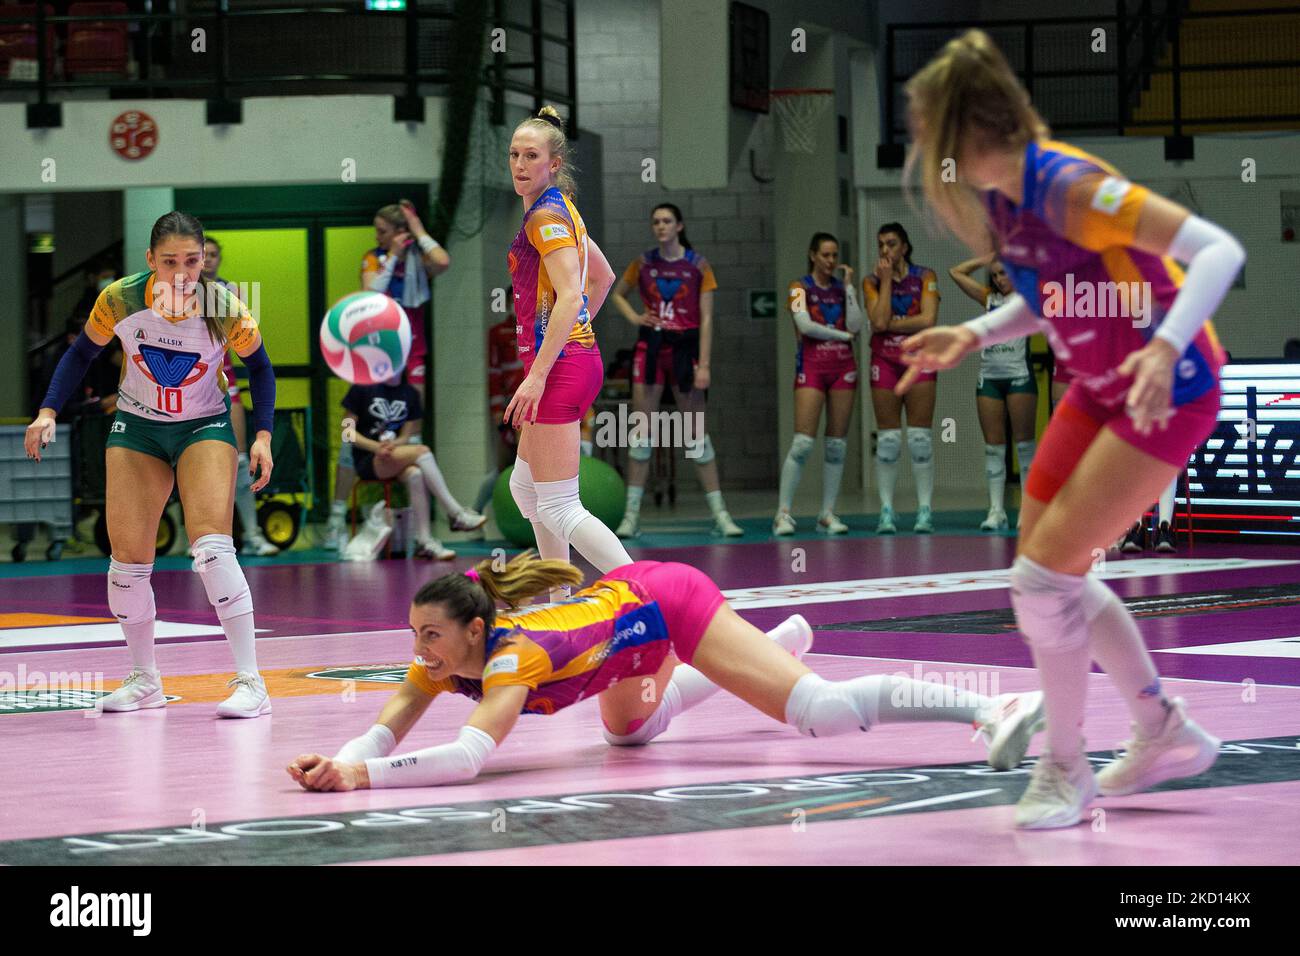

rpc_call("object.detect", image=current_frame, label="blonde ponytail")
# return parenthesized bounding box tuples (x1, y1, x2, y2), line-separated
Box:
(515, 105, 579, 198)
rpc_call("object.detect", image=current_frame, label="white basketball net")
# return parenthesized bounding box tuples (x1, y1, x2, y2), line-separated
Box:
(770, 91, 832, 154)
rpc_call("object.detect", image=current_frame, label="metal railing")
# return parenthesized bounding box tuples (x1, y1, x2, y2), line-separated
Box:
(1, 0, 576, 130)
(881, 1, 1300, 153)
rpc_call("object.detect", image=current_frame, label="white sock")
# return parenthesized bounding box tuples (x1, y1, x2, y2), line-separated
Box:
(986, 444, 1007, 511)
(624, 485, 644, 517)
(907, 427, 934, 510)
(1158, 478, 1177, 525)
(705, 490, 726, 518)
(226, 612, 259, 675)
(876, 429, 901, 510)
(415, 451, 465, 518)
(403, 468, 433, 545)
(1015, 439, 1037, 482)
(328, 499, 347, 526)
(235, 452, 260, 538)
(778, 433, 815, 513)
(783, 673, 991, 736)
(1083, 576, 1171, 736)
(821, 437, 847, 516)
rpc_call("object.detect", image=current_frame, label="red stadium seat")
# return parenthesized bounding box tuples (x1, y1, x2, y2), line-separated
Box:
(65, 2, 128, 78)
(0, 4, 57, 80)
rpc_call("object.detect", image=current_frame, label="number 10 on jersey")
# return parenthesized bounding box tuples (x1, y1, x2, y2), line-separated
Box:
(155, 386, 183, 413)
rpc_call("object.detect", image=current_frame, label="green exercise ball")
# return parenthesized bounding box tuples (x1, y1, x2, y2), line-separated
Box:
(492, 456, 627, 548)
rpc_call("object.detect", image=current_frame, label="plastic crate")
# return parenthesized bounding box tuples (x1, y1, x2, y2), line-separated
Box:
(0, 426, 74, 539)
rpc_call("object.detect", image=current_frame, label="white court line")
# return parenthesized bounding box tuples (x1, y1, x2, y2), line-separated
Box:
(802, 653, 1300, 690)
(720, 557, 1298, 610)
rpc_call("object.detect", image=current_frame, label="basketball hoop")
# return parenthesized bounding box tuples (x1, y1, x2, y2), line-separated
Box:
(768, 88, 833, 155)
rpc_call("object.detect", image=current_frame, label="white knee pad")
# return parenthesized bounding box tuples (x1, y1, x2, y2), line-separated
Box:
(1009, 555, 1088, 652)
(686, 433, 716, 464)
(192, 534, 253, 621)
(824, 436, 847, 465)
(906, 427, 933, 464)
(788, 433, 815, 466)
(107, 558, 155, 626)
(535, 476, 591, 541)
(985, 444, 1006, 480)
(627, 434, 653, 463)
(509, 459, 538, 520)
(876, 428, 902, 464)
(602, 683, 680, 746)
(784, 673, 872, 738)
(1080, 574, 1118, 623)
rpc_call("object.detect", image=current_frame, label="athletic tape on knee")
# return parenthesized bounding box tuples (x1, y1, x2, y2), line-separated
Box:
(906, 427, 933, 464)
(509, 459, 538, 519)
(108, 559, 155, 626)
(191, 534, 253, 620)
(985, 444, 1007, 480)
(787, 433, 815, 466)
(783, 673, 872, 738)
(1009, 555, 1089, 652)
(687, 434, 716, 464)
(603, 682, 681, 746)
(824, 436, 847, 465)
(627, 433, 653, 462)
(535, 476, 591, 541)
(876, 428, 902, 465)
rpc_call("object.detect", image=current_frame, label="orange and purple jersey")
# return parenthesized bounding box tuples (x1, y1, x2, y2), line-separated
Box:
(405, 577, 670, 715)
(863, 264, 940, 361)
(983, 138, 1224, 406)
(507, 186, 596, 369)
(789, 275, 853, 363)
(622, 248, 717, 332)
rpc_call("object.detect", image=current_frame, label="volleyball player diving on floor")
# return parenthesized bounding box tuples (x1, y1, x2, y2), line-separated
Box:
(25, 211, 278, 718)
(896, 29, 1243, 828)
(288, 551, 1045, 791)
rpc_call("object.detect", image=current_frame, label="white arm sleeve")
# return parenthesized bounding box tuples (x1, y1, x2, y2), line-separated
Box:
(960, 294, 1042, 347)
(844, 286, 865, 335)
(366, 254, 399, 293)
(334, 723, 397, 764)
(793, 309, 854, 342)
(1154, 215, 1245, 356)
(364, 725, 496, 788)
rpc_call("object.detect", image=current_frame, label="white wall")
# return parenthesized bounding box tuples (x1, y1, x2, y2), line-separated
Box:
(0, 96, 446, 193)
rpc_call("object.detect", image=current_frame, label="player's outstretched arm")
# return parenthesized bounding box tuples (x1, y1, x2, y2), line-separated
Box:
(287, 678, 437, 792)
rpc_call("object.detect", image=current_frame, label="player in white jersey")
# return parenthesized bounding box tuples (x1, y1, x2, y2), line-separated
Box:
(26, 211, 278, 718)
(950, 253, 1038, 530)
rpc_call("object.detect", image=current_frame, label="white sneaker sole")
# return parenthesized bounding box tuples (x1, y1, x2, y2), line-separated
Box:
(216, 697, 273, 719)
(986, 692, 1046, 772)
(1097, 729, 1220, 797)
(1015, 772, 1099, 830)
(100, 692, 166, 713)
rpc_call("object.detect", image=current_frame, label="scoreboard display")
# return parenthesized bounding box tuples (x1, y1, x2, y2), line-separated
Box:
(1185, 362, 1300, 540)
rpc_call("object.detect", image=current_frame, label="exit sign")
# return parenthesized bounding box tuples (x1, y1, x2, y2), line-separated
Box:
(366, 0, 406, 9)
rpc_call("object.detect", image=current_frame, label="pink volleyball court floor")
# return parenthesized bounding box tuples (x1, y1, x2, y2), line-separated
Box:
(1, 535, 1297, 865)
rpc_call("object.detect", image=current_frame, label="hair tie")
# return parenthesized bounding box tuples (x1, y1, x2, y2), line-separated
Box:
(464, 568, 481, 583)
(536, 111, 564, 131)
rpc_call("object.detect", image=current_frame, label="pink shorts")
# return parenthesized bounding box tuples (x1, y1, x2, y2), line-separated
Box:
(870, 352, 935, 390)
(603, 560, 726, 666)
(797, 351, 858, 392)
(1026, 381, 1220, 503)
(525, 343, 603, 425)
(406, 305, 428, 386)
